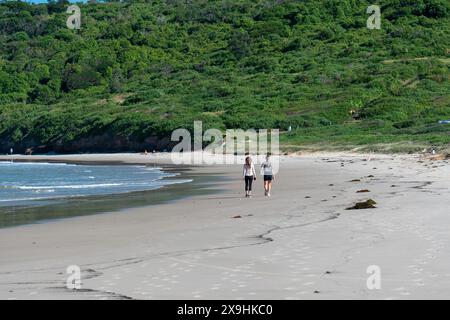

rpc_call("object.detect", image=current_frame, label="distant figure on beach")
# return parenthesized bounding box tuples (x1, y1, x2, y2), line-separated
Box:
(243, 156, 256, 198)
(261, 153, 275, 197)
(10, 148, 13, 155)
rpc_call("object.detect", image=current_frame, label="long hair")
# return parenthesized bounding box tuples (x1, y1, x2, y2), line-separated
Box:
(245, 156, 252, 168)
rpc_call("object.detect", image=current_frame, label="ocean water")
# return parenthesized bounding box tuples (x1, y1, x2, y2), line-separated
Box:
(0, 161, 190, 207)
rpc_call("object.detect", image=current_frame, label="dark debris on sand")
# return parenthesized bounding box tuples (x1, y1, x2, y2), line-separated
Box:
(346, 199, 377, 210)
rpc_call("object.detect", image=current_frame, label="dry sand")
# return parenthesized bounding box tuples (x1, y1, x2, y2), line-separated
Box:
(0, 152, 450, 300)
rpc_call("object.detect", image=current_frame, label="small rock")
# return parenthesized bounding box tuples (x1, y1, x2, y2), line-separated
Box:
(233, 215, 242, 219)
(357, 189, 370, 193)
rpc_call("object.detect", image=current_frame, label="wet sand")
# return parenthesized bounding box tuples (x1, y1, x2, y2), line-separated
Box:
(0, 152, 450, 299)
(0, 164, 220, 228)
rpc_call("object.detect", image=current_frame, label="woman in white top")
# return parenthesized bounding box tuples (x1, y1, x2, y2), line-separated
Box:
(243, 156, 256, 198)
(261, 153, 275, 197)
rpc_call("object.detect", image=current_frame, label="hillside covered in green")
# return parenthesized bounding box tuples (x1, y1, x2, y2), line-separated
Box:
(0, 0, 449, 153)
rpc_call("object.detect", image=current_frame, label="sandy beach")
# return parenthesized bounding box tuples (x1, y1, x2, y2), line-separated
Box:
(0, 152, 450, 300)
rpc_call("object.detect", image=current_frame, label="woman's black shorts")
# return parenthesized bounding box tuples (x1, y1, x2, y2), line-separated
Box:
(264, 175, 273, 181)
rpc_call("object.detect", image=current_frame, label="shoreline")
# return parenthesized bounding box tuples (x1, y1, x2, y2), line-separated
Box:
(0, 159, 225, 229)
(1, 152, 450, 299)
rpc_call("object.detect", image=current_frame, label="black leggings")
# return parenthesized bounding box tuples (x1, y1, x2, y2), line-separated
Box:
(245, 176, 254, 191)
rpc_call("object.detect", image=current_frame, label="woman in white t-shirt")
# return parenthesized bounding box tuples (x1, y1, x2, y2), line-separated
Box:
(243, 156, 256, 198)
(261, 153, 275, 197)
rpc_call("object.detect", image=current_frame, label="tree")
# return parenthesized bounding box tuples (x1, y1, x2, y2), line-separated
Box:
(229, 29, 251, 59)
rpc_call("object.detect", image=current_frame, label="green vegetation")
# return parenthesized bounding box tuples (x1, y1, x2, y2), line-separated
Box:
(0, 0, 449, 153)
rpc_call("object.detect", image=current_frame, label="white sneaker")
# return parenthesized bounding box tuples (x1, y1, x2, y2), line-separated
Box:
(267, 193, 271, 197)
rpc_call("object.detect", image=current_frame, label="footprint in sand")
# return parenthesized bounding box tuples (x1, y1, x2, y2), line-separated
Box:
(393, 287, 411, 296)
(300, 267, 311, 271)
(285, 287, 297, 291)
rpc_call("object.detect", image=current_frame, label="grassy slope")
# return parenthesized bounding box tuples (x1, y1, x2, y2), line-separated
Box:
(0, 0, 449, 153)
